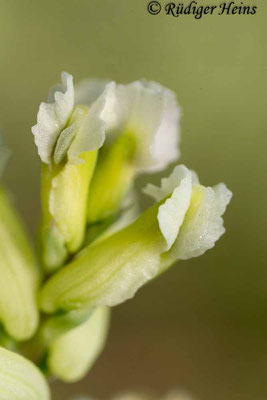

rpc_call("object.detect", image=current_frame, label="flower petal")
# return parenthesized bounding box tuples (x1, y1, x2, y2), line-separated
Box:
(143, 165, 190, 201)
(170, 183, 232, 260)
(158, 173, 192, 250)
(144, 165, 192, 250)
(67, 82, 116, 164)
(32, 72, 74, 164)
(112, 81, 181, 172)
(149, 85, 181, 172)
(75, 79, 109, 106)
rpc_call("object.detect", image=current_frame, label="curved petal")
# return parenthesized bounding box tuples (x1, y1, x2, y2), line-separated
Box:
(74, 79, 109, 106)
(144, 165, 192, 249)
(149, 85, 181, 172)
(158, 172, 192, 250)
(32, 72, 74, 164)
(113, 81, 181, 172)
(68, 82, 116, 164)
(170, 183, 232, 260)
(143, 164, 191, 201)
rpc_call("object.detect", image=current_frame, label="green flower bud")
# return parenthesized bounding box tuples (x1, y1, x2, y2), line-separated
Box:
(87, 80, 181, 223)
(32, 73, 115, 271)
(0, 346, 50, 400)
(87, 132, 136, 222)
(0, 187, 39, 340)
(40, 144, 98, 270)
(39, 165, 231, 314)
(47, 306, 110, 382)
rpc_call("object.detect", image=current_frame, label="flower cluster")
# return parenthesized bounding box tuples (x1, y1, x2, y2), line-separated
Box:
(0, 72, 232, 399)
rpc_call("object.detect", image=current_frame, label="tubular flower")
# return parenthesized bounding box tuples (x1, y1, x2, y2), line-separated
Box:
(39, 165, 232, 314)
(46, 306, 110, 382)
(86, 80, 181, 222)
(32, 72, 115, 271)
(0, 346, 50, 400)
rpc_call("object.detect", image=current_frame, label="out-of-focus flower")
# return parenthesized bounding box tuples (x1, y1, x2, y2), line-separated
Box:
(163, 390, 197, 400)
(32, 73, 115, 271)
(39, 165, 232, 314)
(73, 389, 196, 400)
(0, 346, 50, 400)
(112, 391, 196, 400)
(0, 141, 39, 340)
(86, 80, 181, 223)
(46, 306, 110, 382)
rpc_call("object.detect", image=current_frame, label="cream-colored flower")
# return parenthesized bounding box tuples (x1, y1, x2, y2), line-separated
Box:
(86, 80, 181, 222)
(39, 164, 231, 314)
(32, 72, 74, 164)
(32, 73, 116, 270)
(144, 164, 232, 263)
(32, 72, 116, 165)
(75, 78, 181, 172)
(109, 80, 181, 172)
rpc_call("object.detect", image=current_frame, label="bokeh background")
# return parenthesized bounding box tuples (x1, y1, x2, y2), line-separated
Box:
(0, 0, 266, 399)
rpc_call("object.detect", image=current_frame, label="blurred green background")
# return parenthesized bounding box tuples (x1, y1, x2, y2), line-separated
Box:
(0, 0, 266, 399)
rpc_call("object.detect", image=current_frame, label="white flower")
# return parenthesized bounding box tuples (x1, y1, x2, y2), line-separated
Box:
(77, 79, 181, 172)
(34, 73, 117, 270)
(144, 164, 232, 260)
(39, 164, 232, 314)
(32, 72, 74, 164)
(113, 81, 181, 172)
(32, 73, 116, 165)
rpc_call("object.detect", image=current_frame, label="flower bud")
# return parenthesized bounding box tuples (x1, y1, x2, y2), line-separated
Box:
(0, 346, 50, 400)
(39, 165, 231, 314)
(86, 80, 181, 223)
(46, 306, 110, 382)
(32, 73, 115, 271)
(0, 187, 39, 340)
